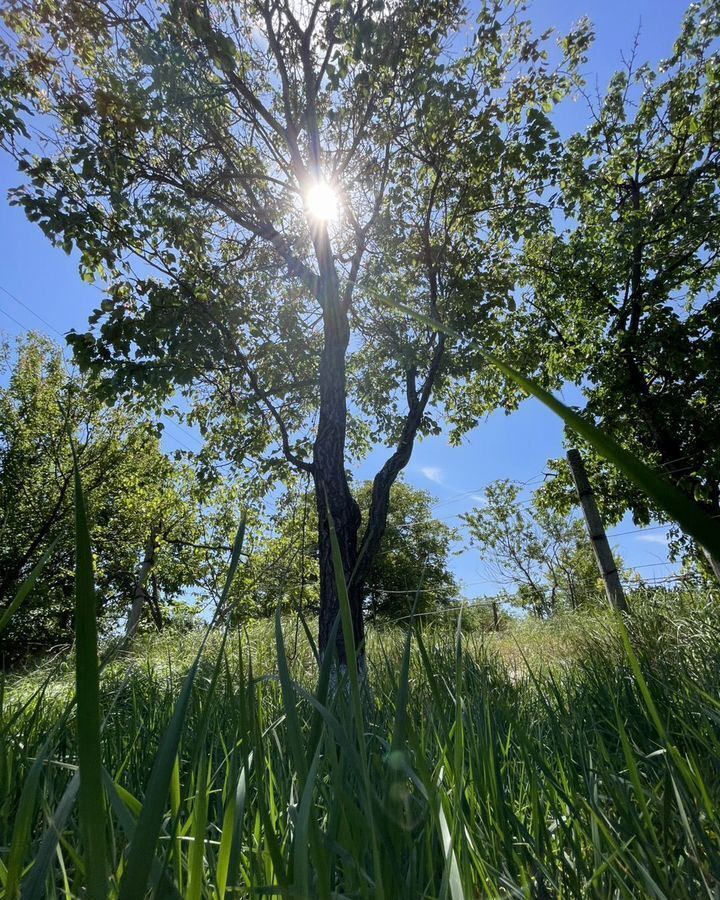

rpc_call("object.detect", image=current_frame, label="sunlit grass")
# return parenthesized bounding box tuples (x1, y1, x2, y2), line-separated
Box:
(1, 458, 719, 897)
(1, 593, 719, 898)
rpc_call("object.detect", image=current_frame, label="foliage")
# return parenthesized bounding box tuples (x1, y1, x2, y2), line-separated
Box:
(0, 0, 592, 658)
(513, 1, 720, 572)
(0, 333, 234, 661)
(229, 479, 317, 621)
(360, 480, 458, 619)
(462, 479, 607, 615)
(234, 479, 458, 621)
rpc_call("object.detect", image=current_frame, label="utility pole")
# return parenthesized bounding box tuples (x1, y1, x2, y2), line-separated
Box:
(566, 449, 628, 612)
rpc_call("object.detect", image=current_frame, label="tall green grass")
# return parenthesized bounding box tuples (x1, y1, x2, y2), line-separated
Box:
(1, 454, 719, 897)
(1, 593, 720, 897)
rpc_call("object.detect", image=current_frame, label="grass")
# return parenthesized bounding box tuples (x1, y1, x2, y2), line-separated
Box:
(1, 462, 719, 898)
(1, 595, 719, 898)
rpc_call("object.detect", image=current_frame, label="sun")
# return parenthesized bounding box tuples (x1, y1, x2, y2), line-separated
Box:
(305, 181, 339, 222)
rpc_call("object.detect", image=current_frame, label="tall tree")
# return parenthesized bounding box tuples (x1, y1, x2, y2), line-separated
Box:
(0, 333, 235, 662)
(513, 2, 720, 578)
(0, 0, 589, 666)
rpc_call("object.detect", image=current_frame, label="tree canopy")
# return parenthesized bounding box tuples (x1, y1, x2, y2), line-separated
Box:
(0, 0, 591, 663)
(512, 1, 720, 578)
(0, 333, 237, 661)
(236, 478, 458, 620)
(462, 478, 608, 617)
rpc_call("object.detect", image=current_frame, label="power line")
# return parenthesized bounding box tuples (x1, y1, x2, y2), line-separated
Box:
(158, 413, 203, 445)
(0, 283, 65, 336)
(607, 522, 669, 538)
(427, 473, 548, 512)
(640, 574, 703, 585)
(0, 303, 31, 333)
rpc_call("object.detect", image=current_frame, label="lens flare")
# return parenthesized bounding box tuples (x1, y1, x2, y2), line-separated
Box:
(305, 181, 339, 222)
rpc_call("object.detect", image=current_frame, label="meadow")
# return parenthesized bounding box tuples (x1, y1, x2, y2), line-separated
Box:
(1, 2, 720, 897)
(2, 587, 719, 898)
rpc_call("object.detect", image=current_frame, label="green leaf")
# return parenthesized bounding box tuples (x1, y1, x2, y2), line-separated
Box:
(380, 299, 720, 561)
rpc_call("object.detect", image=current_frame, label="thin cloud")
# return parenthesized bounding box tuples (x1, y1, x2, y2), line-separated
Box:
(636, 533, 668, 545)
(420, 465, 444, 485)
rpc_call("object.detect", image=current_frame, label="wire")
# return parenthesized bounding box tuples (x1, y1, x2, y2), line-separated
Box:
(607, 522, 669, 538)
(0, 303, 31, 332)
(0, 283, 64, 336)
(427, 474, 547, 512)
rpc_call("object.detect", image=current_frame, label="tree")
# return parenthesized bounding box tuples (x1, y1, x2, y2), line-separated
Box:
(233, 478, 458, 621)
(0, 0, 590, 666)
(0, 333, 234, 662)
(514, 2, 720, 578)
(359, 480, 459, 620)
(462, 480, 607, 617)
(117, 450, 243, 639)
(229, 478, 319, 621)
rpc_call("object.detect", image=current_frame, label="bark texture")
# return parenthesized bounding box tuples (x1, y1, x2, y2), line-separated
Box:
(126, 527, 159, 639)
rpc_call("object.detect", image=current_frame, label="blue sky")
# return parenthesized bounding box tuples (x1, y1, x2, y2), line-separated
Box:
(0, 0, 689, 598)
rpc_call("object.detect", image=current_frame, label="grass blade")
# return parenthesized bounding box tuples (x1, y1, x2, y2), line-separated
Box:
(186, 754, 210, 900)
(0, 539, 58, 635)
(72, 454, 108, 899)
(216, 513, 247, 616)
(292, 742, 322, 898)
(117, 657, 200, 900)
(20, 771, 80, 900)
(275, 605, 308, 785)
(4, 752, 47, 899)
(215, 761, 249, 900)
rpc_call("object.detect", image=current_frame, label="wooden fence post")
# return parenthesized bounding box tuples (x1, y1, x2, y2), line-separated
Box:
(566, 448, 628, 612)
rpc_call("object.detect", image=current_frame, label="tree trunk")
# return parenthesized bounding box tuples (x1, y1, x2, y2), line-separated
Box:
(314, 468, 363, 668)
(313, 263, 364, 668)
(702, 548, 720, 583)
(148, 573, 164, 631)
(309, 229, 444, 670)
(126, 527, 158, 639)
